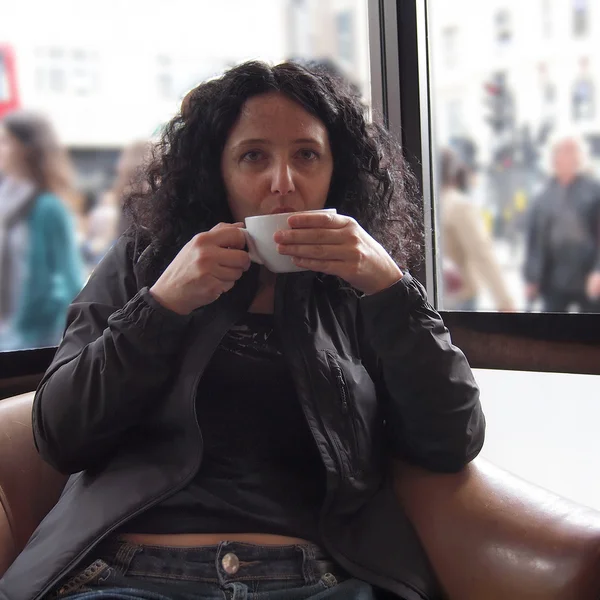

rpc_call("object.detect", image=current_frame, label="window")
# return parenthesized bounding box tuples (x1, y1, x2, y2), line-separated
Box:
(572, 77, 595, 121)
(447, 99, 464, 137)
(572, 57, 595, 122)
(541, 0, 552, 37)
(0, 0, 371, 354)
(538, 65, 557, 132)
(573, 0, 589, 36)
(397, 3, 600, 514)
(288, 0, 312, 57)
(336, 11, 354, 64)
(441, 26, 458, 68)
(156, 54, 174, 99)
(495, 9, 512, 45)
(429, 0, 600, 314)
(72, 50, 98, 96)
(35, 47, 98, 96)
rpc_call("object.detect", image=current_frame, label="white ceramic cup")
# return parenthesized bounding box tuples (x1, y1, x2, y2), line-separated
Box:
(242, 208, 337, 273)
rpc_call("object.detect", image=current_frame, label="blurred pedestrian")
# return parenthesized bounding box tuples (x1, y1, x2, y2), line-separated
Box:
(82, 140, 152, 268)
(0, 110, 83, 349)
(439, 148, 515, 311)
(524, 132, 600, 312)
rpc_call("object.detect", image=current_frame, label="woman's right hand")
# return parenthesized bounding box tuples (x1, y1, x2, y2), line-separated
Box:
(149, 223, 251, 315)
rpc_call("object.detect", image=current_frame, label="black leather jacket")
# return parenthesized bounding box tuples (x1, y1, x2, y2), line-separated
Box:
(0, 234, 485, 600)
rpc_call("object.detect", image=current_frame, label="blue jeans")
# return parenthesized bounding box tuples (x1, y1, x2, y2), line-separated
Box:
(51, 538, 375, 600)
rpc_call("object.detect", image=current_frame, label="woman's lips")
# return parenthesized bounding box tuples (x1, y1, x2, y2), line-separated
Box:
(270, 206, 296, 214)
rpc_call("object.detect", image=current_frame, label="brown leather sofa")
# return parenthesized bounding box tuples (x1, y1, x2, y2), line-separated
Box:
(1, 392, 599, 599)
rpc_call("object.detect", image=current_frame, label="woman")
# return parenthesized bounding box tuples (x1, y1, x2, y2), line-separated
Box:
(439, 148, 514, 312)
(0, 111, 83, 350)
(0, 62, 485, 600)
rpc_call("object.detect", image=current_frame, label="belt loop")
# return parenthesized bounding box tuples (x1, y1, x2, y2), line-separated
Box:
(112, 541, 142, 576)
(215, 540, 229, 586)
(297, 543, 319, 586)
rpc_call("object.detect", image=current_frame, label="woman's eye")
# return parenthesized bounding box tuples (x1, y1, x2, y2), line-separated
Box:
(298, 149, 319, 161)
(241, 150, 264, 162)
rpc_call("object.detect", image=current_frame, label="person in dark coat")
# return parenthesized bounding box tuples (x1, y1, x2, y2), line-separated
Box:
(0, 61, 485, 600)
(524, 133, 600, 312)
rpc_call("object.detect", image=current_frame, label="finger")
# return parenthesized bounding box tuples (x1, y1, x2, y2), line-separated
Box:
(287, 212, 349, 230)
(277, 243, 352, 261)
(274, 227, 345, 245)
(212, 264, 246, 281)
(213, 247, 252, 269)
(206, 225, 247, 249)
(290, 256, 341, 275)
(211, 222, 245, 230)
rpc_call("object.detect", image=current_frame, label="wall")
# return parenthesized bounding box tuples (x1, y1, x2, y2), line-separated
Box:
(475, 368, 600, 510)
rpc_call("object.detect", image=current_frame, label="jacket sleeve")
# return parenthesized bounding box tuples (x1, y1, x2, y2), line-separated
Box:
(32, 235, 192, 475)
(358, 273, 485, 473)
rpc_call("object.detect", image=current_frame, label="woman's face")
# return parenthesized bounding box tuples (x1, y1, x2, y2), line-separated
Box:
(0, 125, 26, 177)
(221, 92, 334, 222)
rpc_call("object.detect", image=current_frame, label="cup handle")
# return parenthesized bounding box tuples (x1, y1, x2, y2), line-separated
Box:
(241, 229, 263, 265)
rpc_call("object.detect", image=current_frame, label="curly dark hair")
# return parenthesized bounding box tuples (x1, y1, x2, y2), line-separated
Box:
(125, 60, 423, 272)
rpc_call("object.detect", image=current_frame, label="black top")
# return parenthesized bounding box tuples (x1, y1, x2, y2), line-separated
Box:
(123, 312, 326, 541)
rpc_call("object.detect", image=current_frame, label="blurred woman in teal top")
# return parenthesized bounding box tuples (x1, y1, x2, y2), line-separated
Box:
(0, 111, 83, 350)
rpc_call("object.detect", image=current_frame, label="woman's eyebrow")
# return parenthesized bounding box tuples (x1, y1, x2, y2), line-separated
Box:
(232, 138, 271, 149)
(232, 137, 324, 150)
(292, 137, 323, 145)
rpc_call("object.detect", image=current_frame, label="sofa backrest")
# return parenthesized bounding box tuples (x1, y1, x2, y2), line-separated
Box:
(0, 393, 67, 576)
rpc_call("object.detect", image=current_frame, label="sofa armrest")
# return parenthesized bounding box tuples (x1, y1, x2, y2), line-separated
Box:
(393, 458, 600, 600)
(0, 392, 67, 576)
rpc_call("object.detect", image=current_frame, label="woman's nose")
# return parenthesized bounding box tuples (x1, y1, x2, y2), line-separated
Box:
(270, 161, 295, 195)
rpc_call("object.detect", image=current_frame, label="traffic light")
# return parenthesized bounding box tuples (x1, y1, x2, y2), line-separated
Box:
(483, 74, 514, 134)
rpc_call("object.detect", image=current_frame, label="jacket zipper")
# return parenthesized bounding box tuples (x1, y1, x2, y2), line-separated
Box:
(35, 321, 233, 600)
(325, 351, 348, 413)
(325, 350, 360, 476)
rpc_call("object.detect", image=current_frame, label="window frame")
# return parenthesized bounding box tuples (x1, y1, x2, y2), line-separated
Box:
(384, 0, 600, 376)
(1, 0, 599, 400)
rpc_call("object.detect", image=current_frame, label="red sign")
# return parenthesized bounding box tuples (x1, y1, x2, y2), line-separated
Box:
(0, 43, 21, 119)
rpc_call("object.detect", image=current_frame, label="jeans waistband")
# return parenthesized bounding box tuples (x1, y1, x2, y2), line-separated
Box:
(94, 537, 343, 588)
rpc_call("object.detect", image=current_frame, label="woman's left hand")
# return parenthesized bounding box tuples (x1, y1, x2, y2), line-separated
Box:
(274, 212, 403, 295)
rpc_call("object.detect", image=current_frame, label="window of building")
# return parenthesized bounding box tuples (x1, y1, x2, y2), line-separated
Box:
(572, 77, 595, 121)
(72, 49, 98, 96)
(573, 0, 589, 36)
(447, 99, 464, 136)
(336, 10, 354, 64)
(35, 47, 97, 96)
(495, 9, 513, 45)
(442, 26, 458, 68)
(541, 0, 552, 37)
(156, 54, 174, 99)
